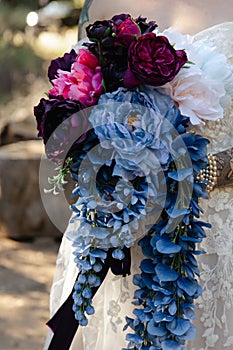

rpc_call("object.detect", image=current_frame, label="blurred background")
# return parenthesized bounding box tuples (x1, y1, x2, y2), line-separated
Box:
(0, 1, 84, 349)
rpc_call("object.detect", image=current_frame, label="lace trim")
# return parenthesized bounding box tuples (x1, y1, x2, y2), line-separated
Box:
(190, 187, 233, 349)
(189, 25, 233, 348)
(107, 277, 131, 332)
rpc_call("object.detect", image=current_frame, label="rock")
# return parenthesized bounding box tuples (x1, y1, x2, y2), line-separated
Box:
(0, 115, 38, 145)
(0, 140, 73, 239)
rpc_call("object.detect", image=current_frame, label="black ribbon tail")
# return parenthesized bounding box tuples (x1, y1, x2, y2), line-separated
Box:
(47, 247, 131, 350)
(47, 289, 79, 350)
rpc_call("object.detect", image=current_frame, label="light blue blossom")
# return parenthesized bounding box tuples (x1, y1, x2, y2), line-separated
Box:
(89, 87, 181, 177)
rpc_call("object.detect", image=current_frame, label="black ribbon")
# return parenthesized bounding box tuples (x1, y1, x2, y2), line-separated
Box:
(47, 247, 131, 350)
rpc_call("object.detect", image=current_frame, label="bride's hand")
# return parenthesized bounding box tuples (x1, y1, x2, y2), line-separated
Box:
(197, 149, 233, 192)
(215, 149, 233, 188)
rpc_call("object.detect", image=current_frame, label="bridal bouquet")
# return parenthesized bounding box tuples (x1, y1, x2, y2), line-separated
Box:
(34, 14, 233, 350)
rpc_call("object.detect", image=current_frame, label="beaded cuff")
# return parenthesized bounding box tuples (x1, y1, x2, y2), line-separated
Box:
(197, 153, 218, 192)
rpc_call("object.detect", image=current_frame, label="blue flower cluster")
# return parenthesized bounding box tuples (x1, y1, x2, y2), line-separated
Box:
(123, 127, 210, 349)
(89, 87, 177, 177)
(72, 247, 106, 325)
(66, 87, 210, 348)
(70, 169, 152, 249)
(69, 88, 180, 253)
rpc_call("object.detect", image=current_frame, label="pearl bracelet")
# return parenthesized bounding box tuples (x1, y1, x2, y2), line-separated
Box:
(197, 153, 218, 193)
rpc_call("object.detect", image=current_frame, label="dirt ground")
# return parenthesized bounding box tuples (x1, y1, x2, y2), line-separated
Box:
(0, 233, 60, 350)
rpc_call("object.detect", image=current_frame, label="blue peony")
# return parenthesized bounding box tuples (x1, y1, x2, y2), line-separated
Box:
(89, 87, 183, 177)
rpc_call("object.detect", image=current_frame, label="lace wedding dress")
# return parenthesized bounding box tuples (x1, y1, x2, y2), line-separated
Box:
(44, 22, 233, 350)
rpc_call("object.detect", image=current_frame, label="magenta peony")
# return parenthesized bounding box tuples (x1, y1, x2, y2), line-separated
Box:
(115, 17, 141, 46)
(49, 49, 104, 106)
(124, 33, 187, 87)
(48, 49, 77, 82)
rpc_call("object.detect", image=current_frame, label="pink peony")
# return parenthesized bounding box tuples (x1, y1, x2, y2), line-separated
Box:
(49, 49, 104, 106)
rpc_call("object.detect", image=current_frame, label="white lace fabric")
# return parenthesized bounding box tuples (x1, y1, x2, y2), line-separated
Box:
(190, 23, 233, 349)
(44, 22, 233, 350)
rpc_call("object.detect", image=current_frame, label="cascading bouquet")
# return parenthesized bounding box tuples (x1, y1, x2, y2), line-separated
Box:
(34, 14, 233, 350)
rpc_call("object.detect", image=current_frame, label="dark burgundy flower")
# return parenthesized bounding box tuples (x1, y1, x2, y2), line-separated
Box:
(86, 19, 114, 40)
(34, 96, 89, 144)
(87, 14, 134, 41)
(111, 13, 131, 25)
(48, 49, 77, 82)
(34, 96, 90, 162)
(85, 19, 116, 68)
(85, 17, 129, 90)
(135, 16, 158, 34)
(124, 33, 187, 87)
(101, 63, 126, 91)
(115, 17, 141, 46)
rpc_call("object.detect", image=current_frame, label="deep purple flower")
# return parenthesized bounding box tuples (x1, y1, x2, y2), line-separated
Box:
(48, 49, 77, 82)
(124, 33, 188, 87)
(85, 19, 116, 69)
(135, 16, 158, 34)
(34, 96, 86, 143)
(86, 14, 133, 41)
(111, 13, 131, 25)
(86, 19, 114, 40)
(34, 96, 90, 162)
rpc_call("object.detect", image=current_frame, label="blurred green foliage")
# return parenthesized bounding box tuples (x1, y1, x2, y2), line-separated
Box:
(0, 0, 83, 104)
(0, 5, 33, 32)
(0, 41, 43, 103)
(1, 0, 38, 7)
(0, 1, 43, 103)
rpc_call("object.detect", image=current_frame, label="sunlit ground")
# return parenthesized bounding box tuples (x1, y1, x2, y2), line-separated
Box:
(0, 235, 59, 350)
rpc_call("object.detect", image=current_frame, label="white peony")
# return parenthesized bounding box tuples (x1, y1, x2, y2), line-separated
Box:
(157, 28, 233, 125)
(193, 40, 233, 109)
(161, 68, 225, 125)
